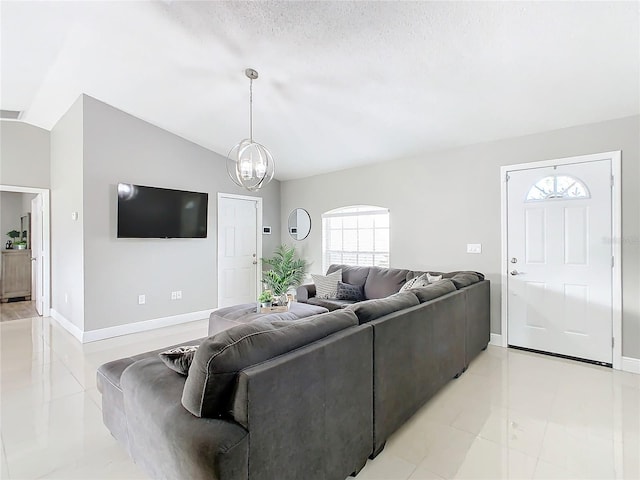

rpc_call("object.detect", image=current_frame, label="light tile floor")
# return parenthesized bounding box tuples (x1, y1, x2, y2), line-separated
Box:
(1, 315, 639, 479)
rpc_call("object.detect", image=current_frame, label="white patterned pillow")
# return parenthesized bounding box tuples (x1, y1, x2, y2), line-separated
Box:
(400, 273, 429, 292)
(427, 273, 443, 283)
(311, 269, 343, 299)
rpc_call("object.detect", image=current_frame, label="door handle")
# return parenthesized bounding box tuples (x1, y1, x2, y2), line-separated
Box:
(253, 260, 258, 265)
(510, 270, 519, 276)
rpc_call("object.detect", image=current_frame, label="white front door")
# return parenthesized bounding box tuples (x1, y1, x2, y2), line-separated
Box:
(217, 195, 261, 308)
(31, 195, 43, 316)
(507, 159, 613, 364)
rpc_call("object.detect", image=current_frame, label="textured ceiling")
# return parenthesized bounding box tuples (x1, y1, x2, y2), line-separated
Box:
(1, 1, 639, 180)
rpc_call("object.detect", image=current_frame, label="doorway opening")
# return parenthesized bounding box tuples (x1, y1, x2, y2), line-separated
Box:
(0, 185, 50, 319)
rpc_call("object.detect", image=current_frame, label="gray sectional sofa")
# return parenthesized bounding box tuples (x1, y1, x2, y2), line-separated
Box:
(97, 264, 490, 480)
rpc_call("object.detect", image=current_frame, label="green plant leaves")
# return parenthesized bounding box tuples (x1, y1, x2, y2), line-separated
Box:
(261, 244, 307, 296)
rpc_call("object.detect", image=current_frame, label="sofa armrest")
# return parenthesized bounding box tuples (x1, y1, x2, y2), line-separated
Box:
(296, 283, 316, 303)
(121, 357, 248, 480)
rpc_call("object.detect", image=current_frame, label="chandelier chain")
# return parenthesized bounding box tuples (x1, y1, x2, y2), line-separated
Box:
(249, 78, 253, 142)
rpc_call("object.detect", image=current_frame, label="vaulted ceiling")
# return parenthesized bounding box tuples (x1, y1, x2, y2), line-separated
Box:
(1, 1, 638, 180)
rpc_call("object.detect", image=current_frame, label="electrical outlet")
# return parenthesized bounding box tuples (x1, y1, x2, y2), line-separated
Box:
(138, 294, 146, 305)
(171, 291, 177, 300)
(466, 243, 482, 254)
(176, 290, 182, 300)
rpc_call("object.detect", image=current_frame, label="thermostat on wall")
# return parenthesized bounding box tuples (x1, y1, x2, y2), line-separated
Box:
(263, 226, 272, 234)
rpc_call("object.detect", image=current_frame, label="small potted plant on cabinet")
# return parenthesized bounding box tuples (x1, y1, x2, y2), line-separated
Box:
(258, 289, 274, 308)
(5, 230, 20, 249)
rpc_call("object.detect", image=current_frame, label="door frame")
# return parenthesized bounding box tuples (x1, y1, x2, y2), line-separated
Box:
(216, 193, 263, 307)
(500, 151, 622, 370)
(0, 185, 51, 317)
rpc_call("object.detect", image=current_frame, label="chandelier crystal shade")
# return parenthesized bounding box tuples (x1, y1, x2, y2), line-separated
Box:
(226, 68, 275, 192)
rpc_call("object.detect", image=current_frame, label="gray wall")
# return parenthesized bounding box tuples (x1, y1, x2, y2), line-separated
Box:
(50, 97, 85, 330)
(81, 95, 280, 332)
(281, 115, 640, 359)
(1, 192, 24, 245)
(0, 120, 50, 188)
(21, 193, 37, 221)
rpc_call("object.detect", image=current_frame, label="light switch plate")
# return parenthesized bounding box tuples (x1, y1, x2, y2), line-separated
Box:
(467, 243, 482, 254)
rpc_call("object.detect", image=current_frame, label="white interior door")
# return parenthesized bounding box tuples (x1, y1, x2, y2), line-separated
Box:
(31, 195, 43, 316)
(507, 160, 613, 364)
(217, 195, 260, 308)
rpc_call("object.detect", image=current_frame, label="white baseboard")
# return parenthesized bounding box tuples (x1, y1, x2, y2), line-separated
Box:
(490, 333, 504, 347)
(621, 356, 640, 375)
(50, 309, 83, 342)
(82, 309, 214, 343)
(51, 308, 213, 343)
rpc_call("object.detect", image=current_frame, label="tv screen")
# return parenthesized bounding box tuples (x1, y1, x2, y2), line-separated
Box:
(117, 183, 208, 238)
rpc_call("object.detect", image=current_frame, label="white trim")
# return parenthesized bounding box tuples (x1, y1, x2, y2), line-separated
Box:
(490, 333, 503, 347)
(322, 208, 389, 219)
(499, 167, 509, 348)
(81, 309, 214, 343)
(621, 356, 640, 375)
(51, 307, 213, 343)
(500, 151, 623, 368)
(50, 309, 83, 342)
(217, 193, 263, 306)
(611, 154, 622, 370)
(0, 185, 51, 317)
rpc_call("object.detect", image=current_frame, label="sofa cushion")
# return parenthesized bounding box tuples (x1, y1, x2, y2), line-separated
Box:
(308, 297, 357, 311)
(182, 309, 359, 418)
(327, 264, 370, 287)
(450, 272, 481, 289)
(336, 281, 366, 301)
(97, 337, 205, 393)
(158, 345, 200, 375)
(411, 279, 457, 303)
(311, 269, 342, 298)
(364, 266, 410, 299)
(348, 291, 419, 324)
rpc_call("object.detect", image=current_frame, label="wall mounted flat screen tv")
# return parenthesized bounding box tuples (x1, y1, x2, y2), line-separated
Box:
(117, 183, 208, 238)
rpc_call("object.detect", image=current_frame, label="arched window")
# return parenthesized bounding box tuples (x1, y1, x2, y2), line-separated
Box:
(525, 175, 590, 201)
(322, 205, 389, 272)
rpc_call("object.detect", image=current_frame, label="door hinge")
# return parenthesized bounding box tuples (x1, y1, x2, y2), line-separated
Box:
(611, 256, 614, 268)
(611, 175, 614, 187)
(612, 337, 614, 348)
(505, 173, 510, 182)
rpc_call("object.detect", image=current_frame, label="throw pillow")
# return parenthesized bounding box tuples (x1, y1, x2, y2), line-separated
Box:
(400, 273, 429, 292)
(158, 345, 199, 375)
(336, 281, 365, 301)
(427, 273, 443, 283)
(311, 269, 342, 298)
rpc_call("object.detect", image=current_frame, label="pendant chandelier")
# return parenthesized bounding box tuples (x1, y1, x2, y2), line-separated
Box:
(226, 68, 275, 192)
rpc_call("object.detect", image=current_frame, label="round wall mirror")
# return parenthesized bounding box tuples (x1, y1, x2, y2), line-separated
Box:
(288, 208, 311, 241)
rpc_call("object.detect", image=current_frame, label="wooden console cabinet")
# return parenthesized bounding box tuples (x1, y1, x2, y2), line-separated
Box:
(1, 250, 32, 302)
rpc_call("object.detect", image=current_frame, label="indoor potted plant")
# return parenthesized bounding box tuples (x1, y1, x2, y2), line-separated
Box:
(5, 230, 20, 249)
(262, 244, 307, 306)
(258, 289, 274, 308)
